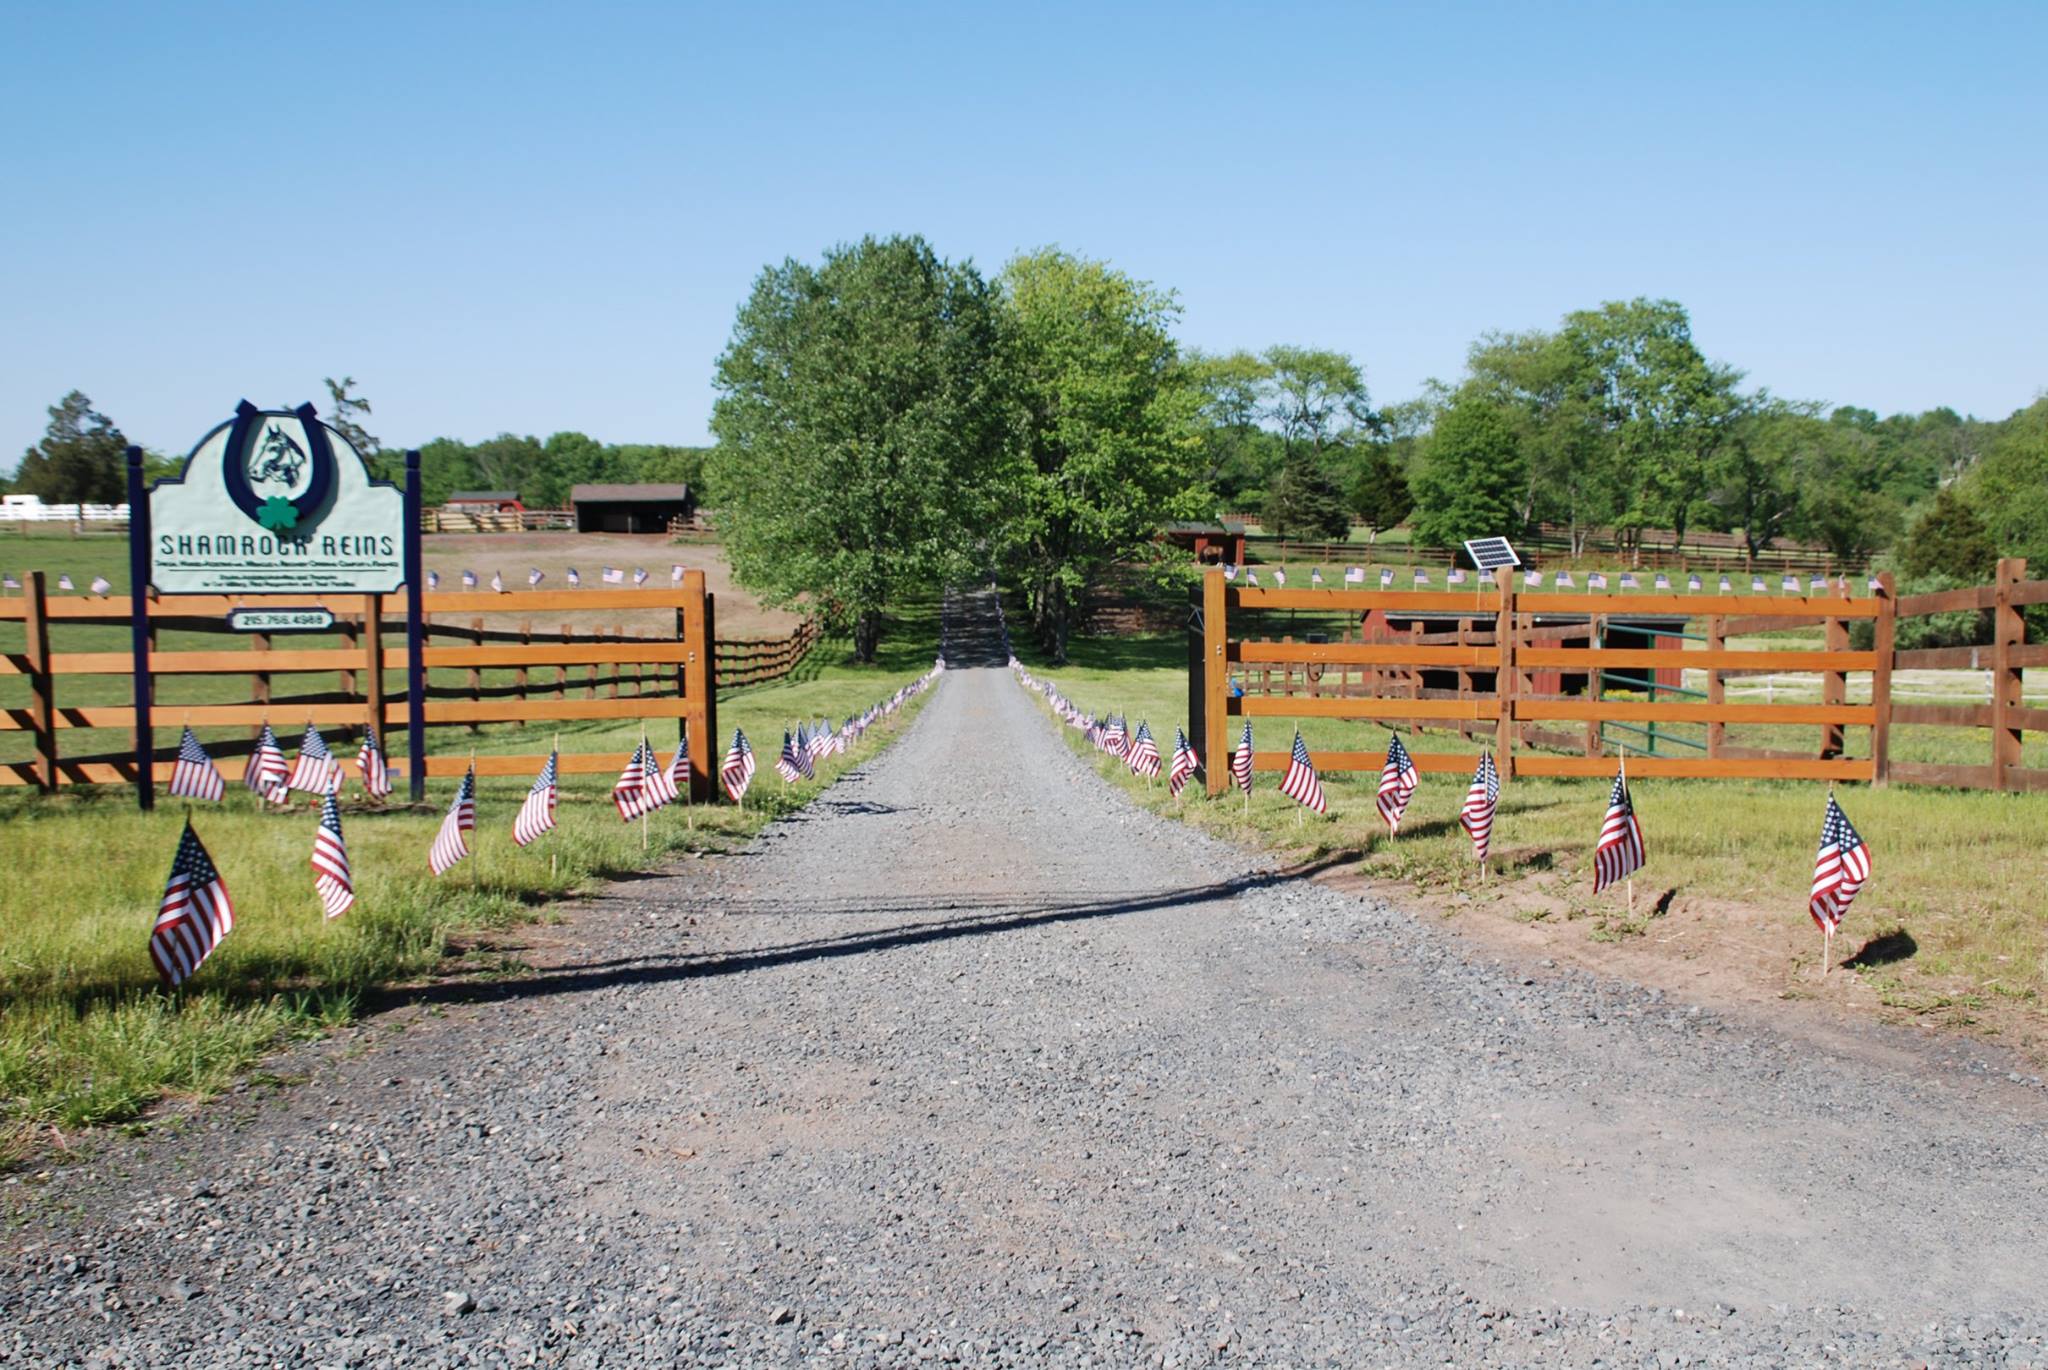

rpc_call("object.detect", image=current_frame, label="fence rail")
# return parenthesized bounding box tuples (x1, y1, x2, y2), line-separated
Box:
(1225, 522, 1863, 574)
(1188, 558, 2043, 795)
(714, 620, 820, 688)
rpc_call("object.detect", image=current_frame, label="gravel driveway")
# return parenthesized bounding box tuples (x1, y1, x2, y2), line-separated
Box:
(6, 592, 2047, 1367)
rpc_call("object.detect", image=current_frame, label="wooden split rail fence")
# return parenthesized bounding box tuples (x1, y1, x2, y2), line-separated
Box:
(1189, 558, 2046, 796)
(2, 572, 724, 801)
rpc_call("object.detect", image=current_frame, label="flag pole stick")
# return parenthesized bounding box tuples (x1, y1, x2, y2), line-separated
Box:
(641, 729, 650, 851)
(468, 747, 479, 891)
(550, 733, 559, 880)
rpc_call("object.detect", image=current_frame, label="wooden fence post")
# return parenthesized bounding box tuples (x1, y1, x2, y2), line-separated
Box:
(1186, 582, 1205, 770)
(680, 571, 715, 801)
(1869, 573, 1895, 786)
(557, 624, 571, 701)
(1705, 614, 1726, 759)
(1202, 568, 1228, 796)
(1493, 567, 1517, 779)
(23, 570, 57, 791)
(1820, 613, 1848, 759)
(1992, 556, 2026, 791)
(364, 594, 386, 748)
(339, 611, 358, 703)
(467, 617, 484, 734)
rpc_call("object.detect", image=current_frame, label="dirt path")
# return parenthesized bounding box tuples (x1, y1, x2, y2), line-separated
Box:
(6, 592, 2047, 1366)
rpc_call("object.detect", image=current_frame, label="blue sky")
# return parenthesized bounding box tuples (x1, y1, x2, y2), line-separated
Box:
(3, 2, 2043, 463)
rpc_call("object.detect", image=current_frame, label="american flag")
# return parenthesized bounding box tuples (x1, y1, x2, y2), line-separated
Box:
(1310, 567, 1323, 587)
(462, 569, 478, 588)
(490, 570, 504, 593)
(671, 564, 685, 582)
(1592, 765, 1646, 892)
(429, 766, 476, 874)
(1752, 575, 1767, 592)
(1460, 751, 1500, 863)
(1279, 731, 1326, 814)
(602, 567, 624, 584)
(311, 791, 354, 918)
(1168, 728, 1198, 798)
(357, 726, 392, 799)
(1620, 572, 1638, 589)
(1377, 734, 1418, 831)
(1782, 574, 1799, 591)
(567, 567, 581, 586)
(1127, 721, 1161, 779)
(1654, 572, 1671, 590)
(1222, 563, 1238, 581)
(427, 569, 440, 589)
(775, 730, 804, 783)
(149, 821, 235, 987)
(1556, 570, 1573, 588)
(1231, 721, 1254, 793)
(807, 720, 831, 766)
(512, 751, 558, 846)
(792, 724, 816, 778)
(1523, 569, 1542, 588)
(288, 723, 342, 794)
(1102, 715, 1128, 758)
(90, 575, 111, 595)
(529, 567, 544, 586)
(1589, 572, 1607, 589)
(1809, 573, 1827, 592)
(57, 574, 74, 590)
(1344, 566, 1364, 584)
(1244, 569, 1258, 586)
(1379, 568, 1394, 587)
(1687, 573, 1702, 591)
(721, 728, 756, 802)
(1413, 567, 1431, 586)
(1809, 793, 1872, 932)
(1272, 569, 1286, 587)
(633, 567, 649, 586)
(245, 723, 289, 804)
(614, 740, 650, 819)
(668, 731, 691, 795)
(1719, 575, 1733, 592)
(1448, 567, 1467, 585)
(640, 738, 679, 810)
(168, 726, 225, 802)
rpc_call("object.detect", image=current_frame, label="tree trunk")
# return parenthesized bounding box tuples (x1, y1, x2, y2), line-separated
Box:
(1045, 582, 1070, 666)
(853, 610, 881, 664)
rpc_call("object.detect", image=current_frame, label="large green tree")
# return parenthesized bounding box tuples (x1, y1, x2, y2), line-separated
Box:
(996, 247, 1200, 664)
(710, 235, 1004, 661)
(15, 391, 127, 505)
(1408, 393, 1527, 551)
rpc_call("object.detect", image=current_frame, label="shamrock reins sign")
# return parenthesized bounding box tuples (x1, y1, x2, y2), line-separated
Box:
(149, 401, 406, 594)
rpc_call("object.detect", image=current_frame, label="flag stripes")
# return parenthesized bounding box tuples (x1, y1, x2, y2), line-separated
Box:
(150, 822, 235, 988)
(311, 792, 354, 918)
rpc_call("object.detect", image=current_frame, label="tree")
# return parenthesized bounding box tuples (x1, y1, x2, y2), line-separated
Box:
(322, 376, 379, 458)
(1561, 299, 1745, 553)
(1899, 486, 1996, 581)
(1963, 396, 2048, 572)
(15, 391, 126, 505)
(1347, 446, 1411, 539)
(1263, 346, 1373, 458)
(1263, 450, 1351, 540)
(1709, 404, 1818, 562)
(995, 247, 1200, 664)
(710, 235, 1004, 662)
(1463, 329, 1613, 550)
(1408, 393, 1527, 551)
(1184, 349, 1278, 504)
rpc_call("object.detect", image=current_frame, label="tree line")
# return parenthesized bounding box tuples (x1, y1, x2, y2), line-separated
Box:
(12, 239, 2044, 664)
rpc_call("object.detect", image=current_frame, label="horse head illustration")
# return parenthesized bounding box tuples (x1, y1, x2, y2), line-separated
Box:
(250, 424, 307, 487)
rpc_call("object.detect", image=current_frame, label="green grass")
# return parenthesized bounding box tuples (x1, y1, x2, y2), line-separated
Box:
(0, 594, 941, 1146)
(1016, 626, 2048, 1033)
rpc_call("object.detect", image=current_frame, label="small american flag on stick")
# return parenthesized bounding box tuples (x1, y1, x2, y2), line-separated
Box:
(288, 723, 342, 795)
(311, 791, 354, 919)
(1377, 734, 1418, 832)
(615, 741, 650, 819)
(169, 726, 225, 802)
(1230, 721, 1254, 796)
(1279, 731, 1326, 815)
(357, 727, 392, 800)
(1127, 721, 1161, 780)
(1592, 763, 1646, 893)
(775, 731, 804, 784)
(429, 767, 476, 875)
(150, 821, 235, 988)
(1168, 728, 1197, 799)
(1809, 792, 1871, 936)
(722, 728, 756, 803)
(246, 723, 289, 805)
(1460, 751, 1499, 864)
(513, 751, 558, 847)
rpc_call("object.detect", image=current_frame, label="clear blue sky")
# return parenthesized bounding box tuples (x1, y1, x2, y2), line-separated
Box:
(3, 1, 2043, 464)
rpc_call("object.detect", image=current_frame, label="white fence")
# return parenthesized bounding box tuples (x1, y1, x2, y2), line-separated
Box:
(1, 496, 130, 524)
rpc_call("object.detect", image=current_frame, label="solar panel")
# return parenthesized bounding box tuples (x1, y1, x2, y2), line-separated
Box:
(1462, 537, 1522, 571)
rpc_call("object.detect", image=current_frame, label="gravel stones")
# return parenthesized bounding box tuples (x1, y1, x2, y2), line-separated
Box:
(3, 589, 2047, 1366)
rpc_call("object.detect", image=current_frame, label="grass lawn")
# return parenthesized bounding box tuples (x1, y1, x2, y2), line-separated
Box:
(1014, 625, 2048, 1054)
(0, 557, 942, 1156)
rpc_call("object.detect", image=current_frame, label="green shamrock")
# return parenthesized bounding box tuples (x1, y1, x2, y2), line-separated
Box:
(256, 496, 299, 531)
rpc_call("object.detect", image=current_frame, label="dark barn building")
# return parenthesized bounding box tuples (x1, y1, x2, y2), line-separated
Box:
(570, 483, 694, 534)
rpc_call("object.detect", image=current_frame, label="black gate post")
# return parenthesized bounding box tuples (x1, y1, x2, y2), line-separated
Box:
(404, 450, 427, 802)
(126, 445, 155, 810)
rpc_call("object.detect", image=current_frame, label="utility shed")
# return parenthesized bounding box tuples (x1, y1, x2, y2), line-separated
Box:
(571, 483, 693, 534)
(1159, 520, 1248, 565)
